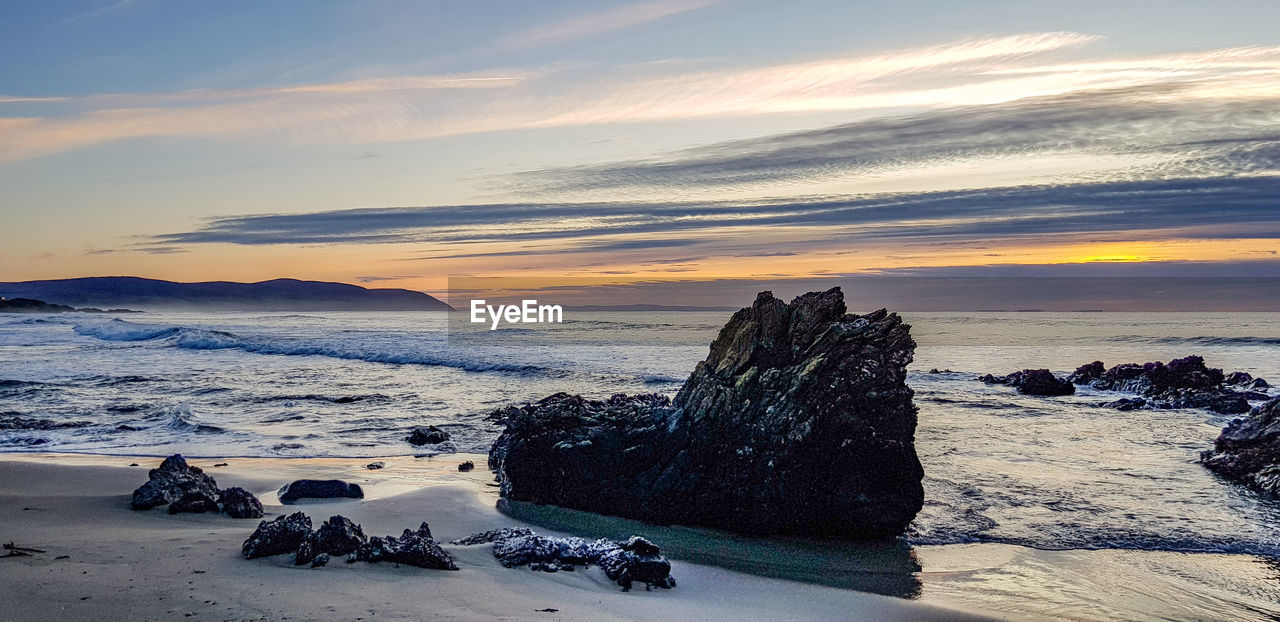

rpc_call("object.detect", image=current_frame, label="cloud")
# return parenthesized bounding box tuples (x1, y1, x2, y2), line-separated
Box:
(150, 176, 1280, 258)
(55, 0, 144, 26)
(496, 0, 722, 51)
(506, 84, 1280, 195)
(0, 31, 1205, 164)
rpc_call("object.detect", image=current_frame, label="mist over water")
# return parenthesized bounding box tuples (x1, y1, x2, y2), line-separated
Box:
(2, 310, 1279, 562)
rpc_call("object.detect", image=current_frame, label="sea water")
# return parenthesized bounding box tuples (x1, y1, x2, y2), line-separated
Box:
(2, 309, 1279, 618)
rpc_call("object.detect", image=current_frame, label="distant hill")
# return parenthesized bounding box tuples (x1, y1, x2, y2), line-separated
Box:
(0, 277, 452, 311)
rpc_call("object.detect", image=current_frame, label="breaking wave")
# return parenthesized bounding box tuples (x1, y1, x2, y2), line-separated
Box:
(73, 319, 547, 374)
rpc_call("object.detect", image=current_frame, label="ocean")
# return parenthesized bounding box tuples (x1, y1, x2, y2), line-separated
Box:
(3, 309, 1279, 619)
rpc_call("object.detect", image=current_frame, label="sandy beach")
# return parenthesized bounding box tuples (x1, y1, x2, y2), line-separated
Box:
(0, 453, 994, 621)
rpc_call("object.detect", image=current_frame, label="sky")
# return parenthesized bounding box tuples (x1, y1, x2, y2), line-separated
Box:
(2, 0, 1279, 304)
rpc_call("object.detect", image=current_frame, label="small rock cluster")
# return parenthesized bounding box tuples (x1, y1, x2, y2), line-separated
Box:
(978, 369, 1075, 396)
(242, 512, 457, 570)
(452, 528, 675, 591)
(130, 454, 263, 518)
(1069, 356, 1269, 414)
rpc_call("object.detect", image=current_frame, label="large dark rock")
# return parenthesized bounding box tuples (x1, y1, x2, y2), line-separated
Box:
(131, 454, 220, 511)
(242, 512, 313, 559)
(980, 369, 1075, 396)
(347, 523, 457, 570)
(218, 487, 264, 519)
(406, 425, 450, 445)
(488, 288, 922, 539)
(277, 479, 364, 503)
(457, 528, 674, 590)
(296, 515, 367, 566)
(1202, 398, 1280, 495)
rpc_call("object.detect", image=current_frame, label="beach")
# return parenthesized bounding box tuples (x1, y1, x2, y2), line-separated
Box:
(4, 311, 1280, 620)
(0, 453, 994, 622)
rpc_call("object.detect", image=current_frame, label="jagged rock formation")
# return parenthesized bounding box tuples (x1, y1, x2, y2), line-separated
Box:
(242, 512, 314, 559)
(453, 528, 674, 590)
(488, 288, 923, 539)
(240, 513, 455, 570)
(296, 515, 366, 566)
(1068, 356, 1268, 414)
(131, 454, 220, 511)
(1202, 398, 1280, 495)
(979, 369, 1075, 396)
(348, 523, 457, 570)
(131, 455, 265, 517)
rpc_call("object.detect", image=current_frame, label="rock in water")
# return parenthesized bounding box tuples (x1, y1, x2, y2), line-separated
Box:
(454, 529, 674, 590)
(348, 523, 457, 570)
(457, 460, 475, 472)
(405, 425, 450, 445)
(489, 288, 923, 539)
(277, 479, 364, 503)
(1072, 356, 1262, 414)
(1067, 361, 1105, 384)
(296, 515, 367, 566)
(218, 487, 264, 519)
(979, 369, 1075, 396)
(131, 454, 220, 511)
(242, 512, 313, 559)
(1202, 398, 1280, 494)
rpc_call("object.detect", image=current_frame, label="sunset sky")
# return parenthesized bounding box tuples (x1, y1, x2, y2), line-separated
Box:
(2, 0, 1279, 300)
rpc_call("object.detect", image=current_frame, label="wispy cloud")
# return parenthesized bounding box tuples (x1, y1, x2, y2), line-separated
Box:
(150, 176, 1280, 259)
(504, 84, 1280, 196)
(497, 0, 722, 50)
(55, 0, 144, 26)
(0, 31, 1219, 164)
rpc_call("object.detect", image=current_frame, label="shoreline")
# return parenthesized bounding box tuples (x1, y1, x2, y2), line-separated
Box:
(0, 452, 994, 621)
(6, 452, 1280, 621)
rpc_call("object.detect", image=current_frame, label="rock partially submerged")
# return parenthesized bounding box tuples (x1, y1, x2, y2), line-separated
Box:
(348, 523, 457, 570)
(131, 454, 219, 511)
(1071, 356, 1266, 414)
(453, 528, 674, 590)
(1202, 398, 1280, 495)
(405, 425, 450, 445)
(242, 512, 313, 559)
(277, 479, 364, 504)
(489, 288, 923, 539)
(979, 369, 1075, 396)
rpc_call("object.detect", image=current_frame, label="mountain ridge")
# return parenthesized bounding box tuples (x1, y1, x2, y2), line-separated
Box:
(0, 277, 452, 311)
